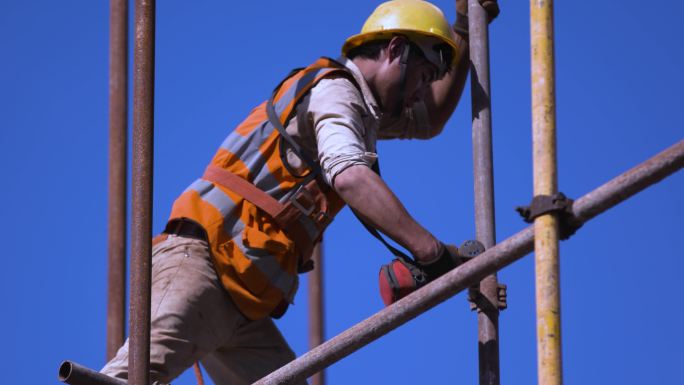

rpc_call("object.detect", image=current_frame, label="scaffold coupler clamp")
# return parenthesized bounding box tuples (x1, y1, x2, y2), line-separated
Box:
(468, 282, 508, 312)
(515, 192, 583, 240)
(461, 241, 508, 312)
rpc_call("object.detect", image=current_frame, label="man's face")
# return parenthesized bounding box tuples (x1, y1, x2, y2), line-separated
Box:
(377, 38, 439, 115)
(402, 56, 439, 106)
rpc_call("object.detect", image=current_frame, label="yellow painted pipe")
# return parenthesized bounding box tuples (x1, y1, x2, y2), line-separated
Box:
(530, 1, 562, 384)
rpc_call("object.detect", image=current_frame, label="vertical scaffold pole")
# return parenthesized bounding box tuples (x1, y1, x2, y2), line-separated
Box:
(530, 1, 562, 384)
(130, 0, 155, 384)
(308, 242, 325, 385)
(106, 0, 128, 362)
(468, 1, 501, 384)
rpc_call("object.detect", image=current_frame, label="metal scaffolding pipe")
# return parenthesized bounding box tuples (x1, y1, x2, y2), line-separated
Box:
(308, 242, 325, 385)
(530, 1, 561, 383)
(58, 361, 127, 385)
(572, 141, 684, 221)
(130, 0, 155, 384)
(106, 0, 128, 362)
(253, 140, 684, 385)
(468, 1, 501, 383)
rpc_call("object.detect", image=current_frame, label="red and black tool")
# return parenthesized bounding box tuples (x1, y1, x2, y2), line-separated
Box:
(378, 240, 485, 306)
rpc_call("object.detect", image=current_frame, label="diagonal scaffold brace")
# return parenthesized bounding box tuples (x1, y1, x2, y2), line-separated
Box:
(252, 139, 684, 385)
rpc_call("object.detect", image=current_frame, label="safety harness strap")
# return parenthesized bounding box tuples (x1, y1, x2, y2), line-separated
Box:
(354, 210, 413, 262)
(202, 165, 316, 261)
(351, 160, 414, 262)
(203, 165, 286, 219)
(267, 89, 322, 176)
(266, 58, 353, 177)
(393, 45, 411, 117)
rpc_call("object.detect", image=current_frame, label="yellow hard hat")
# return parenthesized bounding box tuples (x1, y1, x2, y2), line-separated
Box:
(342, 0, 460, 75)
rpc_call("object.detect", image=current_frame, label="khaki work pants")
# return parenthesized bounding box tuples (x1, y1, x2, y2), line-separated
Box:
(101, 235, 305, 385)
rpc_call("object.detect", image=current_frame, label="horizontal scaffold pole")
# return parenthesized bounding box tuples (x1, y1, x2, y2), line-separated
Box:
(253, 139, 684, 385)
(58, 361, 126, 385)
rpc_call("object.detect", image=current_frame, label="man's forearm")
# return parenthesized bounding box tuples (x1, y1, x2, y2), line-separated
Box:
(332, 164, 442, 262)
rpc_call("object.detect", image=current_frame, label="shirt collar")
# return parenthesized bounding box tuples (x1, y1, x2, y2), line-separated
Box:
(337, 56, 382, 120)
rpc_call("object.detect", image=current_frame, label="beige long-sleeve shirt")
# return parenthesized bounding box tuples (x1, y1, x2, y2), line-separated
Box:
(284, 57, 436, 186)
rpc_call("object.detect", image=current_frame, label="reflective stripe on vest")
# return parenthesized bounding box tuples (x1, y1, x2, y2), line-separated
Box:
(168, 57, 350, 319)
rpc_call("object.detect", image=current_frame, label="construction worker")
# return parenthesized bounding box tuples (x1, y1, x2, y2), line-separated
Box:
(101, 0, 499, 383)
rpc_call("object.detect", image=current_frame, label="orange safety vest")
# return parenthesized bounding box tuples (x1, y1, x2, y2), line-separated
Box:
(169, 57, 353, 320)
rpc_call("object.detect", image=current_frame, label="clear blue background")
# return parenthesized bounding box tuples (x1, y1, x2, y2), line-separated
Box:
(2, 1, 683, 384)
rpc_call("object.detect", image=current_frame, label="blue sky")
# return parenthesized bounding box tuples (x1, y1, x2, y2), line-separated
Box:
(2, 1, 683, 384)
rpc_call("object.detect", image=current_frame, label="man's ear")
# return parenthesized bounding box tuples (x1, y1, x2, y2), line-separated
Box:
(387, 36, 408, 64)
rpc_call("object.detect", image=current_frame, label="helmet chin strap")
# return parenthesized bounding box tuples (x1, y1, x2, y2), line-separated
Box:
(392, 44, 411, 118)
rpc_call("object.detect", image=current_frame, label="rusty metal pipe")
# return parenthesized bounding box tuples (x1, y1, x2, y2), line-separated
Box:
(571, 141, 684, 221)
(106, 0, 128, 362)
(253, 140, 684, 385)
(468, 1, 501, 384)
(308, 242, 325, 385)
(58, 361, 127, 385)
(530, 1, 561, 383)
(130, 0, 155, 384)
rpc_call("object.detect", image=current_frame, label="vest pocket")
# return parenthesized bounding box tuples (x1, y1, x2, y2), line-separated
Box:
(238, 225, 298, 299)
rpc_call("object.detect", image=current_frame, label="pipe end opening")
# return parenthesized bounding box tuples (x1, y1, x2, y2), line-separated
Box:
(58, 361, 72, 381)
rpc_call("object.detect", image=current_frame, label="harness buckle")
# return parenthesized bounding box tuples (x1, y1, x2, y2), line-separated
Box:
(289, 185, 315, 217)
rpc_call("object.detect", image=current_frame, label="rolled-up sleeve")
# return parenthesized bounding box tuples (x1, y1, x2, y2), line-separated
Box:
(308, 77, 378, 186)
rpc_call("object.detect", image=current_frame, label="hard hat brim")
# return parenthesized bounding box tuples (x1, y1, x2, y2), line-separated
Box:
(342, 28, 461, 68)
